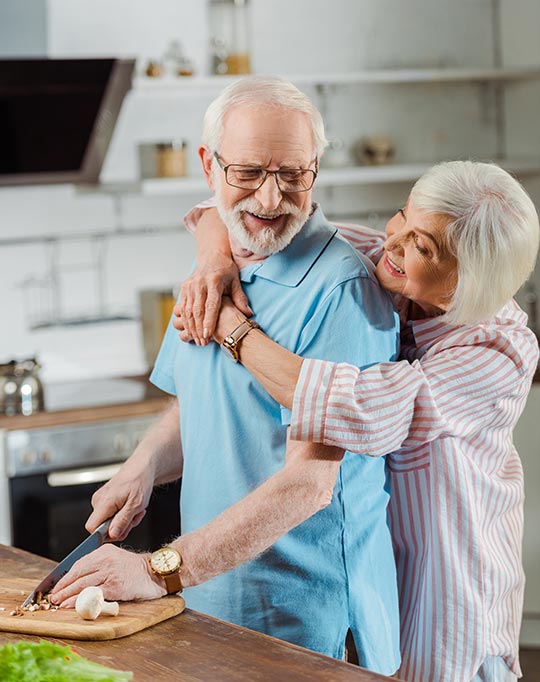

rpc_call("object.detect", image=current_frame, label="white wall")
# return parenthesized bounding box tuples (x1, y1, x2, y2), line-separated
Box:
(0, 1, 47, 56)
(1, 0, 539, 381)
(47, 0, 209, 74)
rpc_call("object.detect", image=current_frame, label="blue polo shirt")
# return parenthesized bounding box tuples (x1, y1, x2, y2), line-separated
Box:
(151, 206, 400, 674)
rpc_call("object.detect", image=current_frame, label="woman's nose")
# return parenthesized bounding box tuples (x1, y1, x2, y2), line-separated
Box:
(385, 232, 406, 254)
(385, 211, 403, 239)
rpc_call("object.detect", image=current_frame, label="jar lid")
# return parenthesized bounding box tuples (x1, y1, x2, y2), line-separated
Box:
(12, 358, 41, 375)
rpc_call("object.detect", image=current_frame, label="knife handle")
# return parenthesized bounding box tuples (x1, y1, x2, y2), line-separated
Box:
(95, 518, 112, 541)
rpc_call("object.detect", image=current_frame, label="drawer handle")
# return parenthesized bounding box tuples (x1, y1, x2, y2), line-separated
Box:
(47, 463, 122, 487)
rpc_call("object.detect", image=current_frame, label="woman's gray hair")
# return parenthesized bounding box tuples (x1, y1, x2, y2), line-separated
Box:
(410, 160, 540, 324)
(202, 76, 328, 159)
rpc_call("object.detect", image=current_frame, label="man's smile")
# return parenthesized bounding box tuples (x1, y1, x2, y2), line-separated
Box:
(243, 211, 286, 230)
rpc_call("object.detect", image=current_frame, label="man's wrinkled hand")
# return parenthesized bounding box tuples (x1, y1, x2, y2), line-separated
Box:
(173, 255, 251, 346)
(85, 465, 154, 542)
(50, 544, 166, 608)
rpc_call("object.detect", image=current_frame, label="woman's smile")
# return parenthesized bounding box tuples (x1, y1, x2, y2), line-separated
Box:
(382, 253, 406, 276)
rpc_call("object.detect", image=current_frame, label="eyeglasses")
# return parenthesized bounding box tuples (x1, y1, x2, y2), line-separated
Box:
(214, 152, 318, 193)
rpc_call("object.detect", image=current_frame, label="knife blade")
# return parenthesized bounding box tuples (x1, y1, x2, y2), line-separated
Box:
(22, 518, 112, 607)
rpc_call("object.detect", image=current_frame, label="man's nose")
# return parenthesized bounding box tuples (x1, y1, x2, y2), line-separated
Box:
(254, 173, 283, 212)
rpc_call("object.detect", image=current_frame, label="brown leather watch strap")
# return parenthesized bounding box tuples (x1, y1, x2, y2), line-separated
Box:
(163, 570, 183, 594)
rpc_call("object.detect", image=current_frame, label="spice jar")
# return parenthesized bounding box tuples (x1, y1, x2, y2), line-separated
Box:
(210, 0, 251, 75)
(156, 141, 187, 178)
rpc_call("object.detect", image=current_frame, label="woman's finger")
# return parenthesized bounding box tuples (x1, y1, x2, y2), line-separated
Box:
(172, 303, 184, 332)
(191, 285, 208, 345)
(202, 288, 224, 341)
(180, 285, 198, 342)
(230, 278, 253, 317)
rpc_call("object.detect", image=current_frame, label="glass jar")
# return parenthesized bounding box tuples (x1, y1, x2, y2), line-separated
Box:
(156, 141, 187, 178)
(209, 0, 251, 75)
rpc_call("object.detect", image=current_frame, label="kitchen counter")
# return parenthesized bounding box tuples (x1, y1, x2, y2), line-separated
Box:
(0, 376, 170, 431)
(0, 545, 398, 681)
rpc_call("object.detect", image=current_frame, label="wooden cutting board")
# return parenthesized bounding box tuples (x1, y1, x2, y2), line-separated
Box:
(0, 578, 185, 640)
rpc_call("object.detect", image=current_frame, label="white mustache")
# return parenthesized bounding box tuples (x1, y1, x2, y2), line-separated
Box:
(234, 197, 300, 219)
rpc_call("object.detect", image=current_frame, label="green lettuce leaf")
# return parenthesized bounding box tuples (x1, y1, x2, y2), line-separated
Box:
(0, 640, 133, 681)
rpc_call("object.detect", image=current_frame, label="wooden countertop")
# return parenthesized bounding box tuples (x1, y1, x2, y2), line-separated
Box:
(0, 545, 397, 681)
(0, 396, 170, 431)
(0, 375, 171, 431)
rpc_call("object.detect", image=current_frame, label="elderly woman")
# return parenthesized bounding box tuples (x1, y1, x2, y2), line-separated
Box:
(175, 160, 540, 682)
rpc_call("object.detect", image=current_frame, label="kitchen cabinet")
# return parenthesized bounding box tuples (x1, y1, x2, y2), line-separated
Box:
(0, 544, 398, 681)
(514, 384, 540, 646)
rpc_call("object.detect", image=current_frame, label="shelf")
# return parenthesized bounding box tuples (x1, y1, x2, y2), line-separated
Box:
(132, 67, 540, 95)
(83, 159, 540, 198)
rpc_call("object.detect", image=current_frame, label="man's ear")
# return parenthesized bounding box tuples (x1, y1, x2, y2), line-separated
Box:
(199, 145, 216, 191)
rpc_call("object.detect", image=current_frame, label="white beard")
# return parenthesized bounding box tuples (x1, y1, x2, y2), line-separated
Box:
(214, 171, 311, 256)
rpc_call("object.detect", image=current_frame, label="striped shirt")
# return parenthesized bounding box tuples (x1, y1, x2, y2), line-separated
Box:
(290, 223, 539, 681)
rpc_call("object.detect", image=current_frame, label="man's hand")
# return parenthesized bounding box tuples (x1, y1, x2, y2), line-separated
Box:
(50, 545, 166, 608)
(173, 253, 251, 346)
(85, 462, 155, 542)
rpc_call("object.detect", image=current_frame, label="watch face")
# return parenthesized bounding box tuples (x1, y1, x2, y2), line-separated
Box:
(151, 547, 181, 574)
(220, 342, 238, 362)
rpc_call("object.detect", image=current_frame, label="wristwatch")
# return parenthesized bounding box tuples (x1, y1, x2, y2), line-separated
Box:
(149, 546, 183, 594)
(221, 319, 260, 362)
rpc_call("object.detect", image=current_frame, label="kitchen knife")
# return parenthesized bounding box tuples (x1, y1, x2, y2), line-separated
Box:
(22, 518, 111, 607)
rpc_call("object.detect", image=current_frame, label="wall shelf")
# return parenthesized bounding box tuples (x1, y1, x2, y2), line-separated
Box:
(82, 158, 540, 198)
(132, 67, 540, 95)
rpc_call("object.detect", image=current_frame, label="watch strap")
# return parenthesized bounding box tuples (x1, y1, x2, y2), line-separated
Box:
(222, 319, 260, 362)
(163, 570, 183, 595)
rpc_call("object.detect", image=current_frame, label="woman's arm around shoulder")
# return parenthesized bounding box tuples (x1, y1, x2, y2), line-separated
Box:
(174, 206, 251, 344)
(331, 221, 386, 263)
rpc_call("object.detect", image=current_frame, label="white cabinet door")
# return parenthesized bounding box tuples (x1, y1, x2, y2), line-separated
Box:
(514, 384, 540, 645)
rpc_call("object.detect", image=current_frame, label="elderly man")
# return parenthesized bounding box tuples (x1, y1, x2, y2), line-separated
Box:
(51, 77, 400, 675)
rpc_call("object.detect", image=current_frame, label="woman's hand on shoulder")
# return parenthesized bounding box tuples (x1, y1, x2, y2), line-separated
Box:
(173, 253, 252, 345)
(213, 297, 251, 344)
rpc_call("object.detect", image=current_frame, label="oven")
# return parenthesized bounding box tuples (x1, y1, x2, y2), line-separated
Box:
(0, 414, 181, 561)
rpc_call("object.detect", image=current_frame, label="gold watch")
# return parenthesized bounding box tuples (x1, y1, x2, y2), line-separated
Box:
(221, 319, 260, 362)
(149, 546, 183, 594)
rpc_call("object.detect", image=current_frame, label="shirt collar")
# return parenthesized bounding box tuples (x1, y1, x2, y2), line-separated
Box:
(238, 204, 337, 287)
(392, 296, 458, 353)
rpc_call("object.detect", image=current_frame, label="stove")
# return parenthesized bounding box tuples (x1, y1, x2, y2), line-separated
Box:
(0, 376, 180, 560)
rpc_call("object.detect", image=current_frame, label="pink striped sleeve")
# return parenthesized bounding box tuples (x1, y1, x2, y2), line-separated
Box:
(183, 197, 217, 234)
(331, 222, 385, 264)
(290, 336, 534, 458)
(290, 359, 336, 443)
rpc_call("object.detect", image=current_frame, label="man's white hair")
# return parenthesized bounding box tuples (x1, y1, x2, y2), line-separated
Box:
(410, 160, 540, 324)
(202, 76, 328, 159)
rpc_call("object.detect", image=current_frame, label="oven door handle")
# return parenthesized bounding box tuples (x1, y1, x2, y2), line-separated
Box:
(47, 463, 122, 488)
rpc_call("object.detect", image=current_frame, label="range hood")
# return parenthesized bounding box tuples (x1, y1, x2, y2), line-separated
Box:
(0, 58, 134, 187)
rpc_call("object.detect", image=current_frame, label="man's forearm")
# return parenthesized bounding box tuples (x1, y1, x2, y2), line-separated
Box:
(173, 443, 342, 586)
(129, 398, 183, 484)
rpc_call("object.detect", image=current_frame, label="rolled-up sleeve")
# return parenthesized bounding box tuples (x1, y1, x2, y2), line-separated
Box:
(290, 336, 532, 460)
(291, 359, 336, 444)
(183, 197, 217, 234)
(291, 356, 447, 456)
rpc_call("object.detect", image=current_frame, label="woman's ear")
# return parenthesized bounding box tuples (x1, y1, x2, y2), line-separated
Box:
(199, 145, 215, 191)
